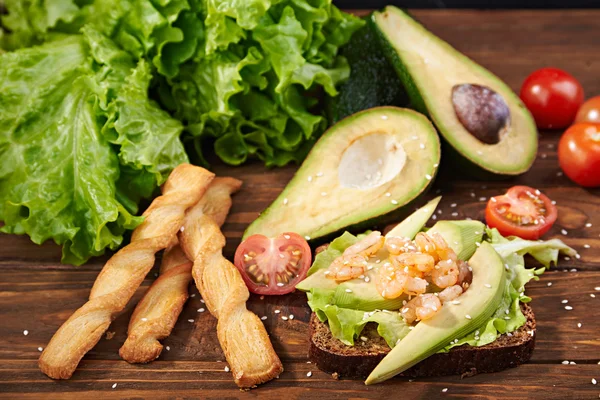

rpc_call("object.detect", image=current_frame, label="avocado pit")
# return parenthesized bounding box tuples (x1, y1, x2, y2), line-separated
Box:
(452, 84, 511, 145)
(338, 132, 407, 190)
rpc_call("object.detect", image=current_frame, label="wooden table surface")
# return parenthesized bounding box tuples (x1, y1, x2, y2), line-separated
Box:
(2, 9, 600, 400)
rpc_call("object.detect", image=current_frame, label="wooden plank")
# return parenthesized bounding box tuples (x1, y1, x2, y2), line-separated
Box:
(1, 270, 599, 364)
(1, 362, 599, 399)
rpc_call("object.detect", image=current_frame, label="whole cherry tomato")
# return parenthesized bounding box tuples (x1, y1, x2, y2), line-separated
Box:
(575, 96, 600, 124)
(558, 123, 600, 187)
(520, 67, 584, 129)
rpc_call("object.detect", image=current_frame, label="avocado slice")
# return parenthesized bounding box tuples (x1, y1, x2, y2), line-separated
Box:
(385, 196, 440, 239)
(365, 241, 507, 384)
(427, 220, 485, 261)
(244, 107, 440, 241)
(371, 7, 537, 177)
(327, 21, 409, 125)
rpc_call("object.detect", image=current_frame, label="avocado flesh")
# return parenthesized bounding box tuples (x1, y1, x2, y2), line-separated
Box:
(372, 7, 537, 176)
(244, 107, 440, 241)
(385, 196, 440, 239)
(327, 19, 409, 125)
(428, 220, 485, 261)
(365, 242, 507, 385)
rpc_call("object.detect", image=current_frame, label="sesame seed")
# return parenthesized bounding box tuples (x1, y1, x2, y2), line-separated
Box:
(565, 306, 573, 310)
(505, 309, 510, 315)
(277, 282, 284, 287)
(225, 366, 230, 372)
(261, 316, 268, 321)
(442, 388, 448, 393)
(562, 360, 569, 364)
(425, 174, 432, 180)
(289, 314, 294, 320)
(451, 212, 458, 217)
(557, 171, 563, 177)
(551, 200, 557, 205)
(180, 226, 185, 232)
(565, 256, 571, 261)
(321, 192, 327, 197)
(38, 347, 43, 352)
(595, 287, 600, 291)
(275, 310, 281, 314)
(577, 323, 582, 328)
(479, 197, 486, 202)
(112, 383, 117, 389)
(465, 314, 472, 319)
(570, 361, 576, 365)
(391, 199, 399, 205)
(561, 229, 568, 235)
(504, 316, 510, 320)
(586, 223, 593, 227)
(307, 176, 313, 182)
(190, 294, 196, 298)
(476, 242, 482, 247)
(484, 283, 492, 288)
(316, 172, 324, 177)
(305, 236, 311, 240)
(198, 308, 205, 312)
(281, 316, 289, 321)
(23, 330, 28, 336)
(419, 143, 425, 149)
(307, 371, 312, 377)
(562, 300, 568, 304)
(592, 378, 597, 385)
(491, 197, 497, 203)
(360, 336, 368, 342)
(584, 244, 591, 249)
(547, 282, 553, 286)
(188, 319, 194, 323)
(381, 115, 388, 120)
(166, 346, 170, 351)
(470, 192, 476, 198)
(452, 300, 460, 305)
(450, 203, 457, 207)
(591, 294, 596, 298)
(575, 254, 581, 259)
(345, 288, 352, 293)
(141, 317, 148, 321)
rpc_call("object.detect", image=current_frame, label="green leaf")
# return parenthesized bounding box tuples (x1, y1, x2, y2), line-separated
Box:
(0, 36, 142, 265)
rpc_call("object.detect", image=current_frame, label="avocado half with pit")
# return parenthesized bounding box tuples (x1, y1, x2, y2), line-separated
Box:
(371, 7, 537, 177)
(244, 107, 440, 241)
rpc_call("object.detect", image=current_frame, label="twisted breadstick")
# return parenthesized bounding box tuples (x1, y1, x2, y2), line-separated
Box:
(179, 197, 283, 388)
(119, 177, 242, 363)
(39, 164, 214, 379)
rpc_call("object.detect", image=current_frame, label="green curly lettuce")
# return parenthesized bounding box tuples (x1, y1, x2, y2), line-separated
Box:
(0, 28, 187, 265)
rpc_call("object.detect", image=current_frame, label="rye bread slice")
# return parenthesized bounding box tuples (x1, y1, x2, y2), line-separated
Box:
(309, 303, 536, 379)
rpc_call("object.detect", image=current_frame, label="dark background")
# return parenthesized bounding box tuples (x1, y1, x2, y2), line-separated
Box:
(334, 0, 600, 7)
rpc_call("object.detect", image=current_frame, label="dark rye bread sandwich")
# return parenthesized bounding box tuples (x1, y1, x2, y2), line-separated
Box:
(308, 303, 536, 379)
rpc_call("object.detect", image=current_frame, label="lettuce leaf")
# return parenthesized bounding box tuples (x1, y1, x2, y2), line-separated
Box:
(0, 28, 188, 265)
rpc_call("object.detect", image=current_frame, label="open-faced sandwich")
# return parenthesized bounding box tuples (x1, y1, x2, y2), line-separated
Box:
(295, 198, 574, 384)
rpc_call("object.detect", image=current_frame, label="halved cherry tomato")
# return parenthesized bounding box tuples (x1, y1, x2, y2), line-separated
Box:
(520, 67, 584, 129)
(234, 233, 312, 295)
(485, 186, 557, 240)
(558, 123, 600, 187)
(575, 96, 600, 124)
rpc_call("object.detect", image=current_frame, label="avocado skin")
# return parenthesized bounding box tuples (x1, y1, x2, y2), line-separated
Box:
(327, 18, 409, 125)
(370, 9, 534, 179)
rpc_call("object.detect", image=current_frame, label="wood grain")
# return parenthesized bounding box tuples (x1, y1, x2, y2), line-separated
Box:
(1, 9, 600, 399)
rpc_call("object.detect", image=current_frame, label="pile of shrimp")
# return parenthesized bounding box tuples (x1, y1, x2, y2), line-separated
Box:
(325, 231, 472, 324)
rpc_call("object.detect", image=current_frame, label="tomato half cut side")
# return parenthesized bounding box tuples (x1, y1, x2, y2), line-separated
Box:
(234, 233, 312, 295)
(485, 186, 558, 240)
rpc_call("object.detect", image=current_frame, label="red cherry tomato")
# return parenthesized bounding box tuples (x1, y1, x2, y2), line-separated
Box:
(234, 233, 312, 295)
(558, 123, 600, 187)
(575, 96, 600, 124)
(520, 67, 584, 129)
(485, 186, 558, 240)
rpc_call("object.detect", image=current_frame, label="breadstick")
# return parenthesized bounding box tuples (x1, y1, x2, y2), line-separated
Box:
(179, 200, 283, 388)
(39, 164, 214, 379)
(119, 177, 242, 363)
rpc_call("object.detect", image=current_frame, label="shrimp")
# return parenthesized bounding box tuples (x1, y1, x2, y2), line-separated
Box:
(343, 231, 384, 257)
(385, 236, 415, 255)
(376, 263, 428, 298)
(438, 285, 464, 304)
(431, 258, 459, 288)
(457, 260, 472, 290)
(415, 232, 457, 263)
(401, 293, 442, 324)
(391, 252, 436, 275)
(326, 254, 368, 281)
